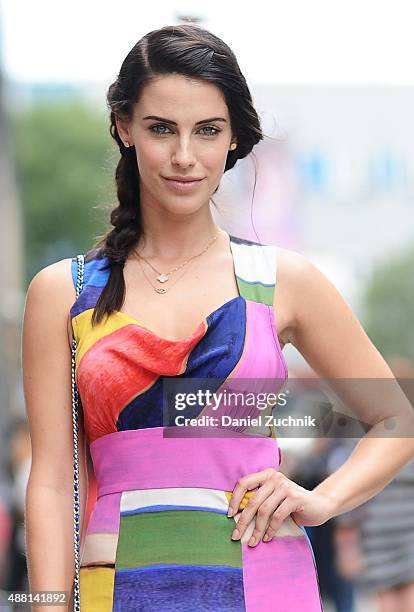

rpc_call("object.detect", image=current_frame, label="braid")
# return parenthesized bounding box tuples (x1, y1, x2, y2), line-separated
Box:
(91, 144, 142, 326)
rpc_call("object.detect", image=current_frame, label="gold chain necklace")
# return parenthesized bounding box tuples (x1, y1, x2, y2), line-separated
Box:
(137, 255, 193, 294)
(133, 229, 219, 294)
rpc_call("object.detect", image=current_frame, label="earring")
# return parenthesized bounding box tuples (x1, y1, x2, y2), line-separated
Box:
(124, 141, 130, 148)
(229, 142, 237, 151)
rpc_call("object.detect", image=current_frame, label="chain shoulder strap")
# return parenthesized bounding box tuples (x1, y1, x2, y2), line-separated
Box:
(71, 254, 84, 611)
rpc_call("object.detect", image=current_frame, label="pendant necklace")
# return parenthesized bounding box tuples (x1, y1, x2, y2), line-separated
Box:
(134, 230, 219, 294)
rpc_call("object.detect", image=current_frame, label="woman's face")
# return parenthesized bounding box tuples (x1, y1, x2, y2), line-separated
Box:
(116, 73, 236, 214)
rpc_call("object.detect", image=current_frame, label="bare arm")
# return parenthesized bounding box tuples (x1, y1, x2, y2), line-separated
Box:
(283, 250, 414, 517)
(22, 258, 88, 611)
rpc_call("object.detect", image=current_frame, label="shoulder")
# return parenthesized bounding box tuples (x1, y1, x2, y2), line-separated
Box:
(26, 248, 107, 305)
(274, 245, 319, 289)
(275, 245, 347, 309)
(274, 246, 339, 344)
(27, 257, 75, 303)
(273, 245, 396, 379)
(274, 245, 361, 347)
(25, 258, 77, 347)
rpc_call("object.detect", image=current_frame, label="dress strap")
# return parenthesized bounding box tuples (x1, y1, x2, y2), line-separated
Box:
(229, 235, 277, 306)
(76, 255, 85, 297)
(71, 253, 84, 612)
(71, 254, 85, 294)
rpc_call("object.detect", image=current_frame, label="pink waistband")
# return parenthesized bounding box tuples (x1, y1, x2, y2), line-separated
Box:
(89, 427, 281, 498)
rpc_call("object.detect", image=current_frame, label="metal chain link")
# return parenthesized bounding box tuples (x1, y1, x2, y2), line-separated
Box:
(71, 254, 84, 611)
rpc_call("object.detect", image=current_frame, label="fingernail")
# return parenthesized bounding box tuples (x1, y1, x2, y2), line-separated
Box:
(263, 533, 269, 542)
(227, 507, 234, 517)
(231, 529, 240, 540)
(248, 536, 256, 546)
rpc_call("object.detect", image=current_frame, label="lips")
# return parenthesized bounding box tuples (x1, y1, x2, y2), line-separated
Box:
(165, 172, 204, 180)
(162, 177, 204, 192)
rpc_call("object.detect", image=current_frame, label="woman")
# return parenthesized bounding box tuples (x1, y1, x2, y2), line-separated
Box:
(22, 24, 414, 612)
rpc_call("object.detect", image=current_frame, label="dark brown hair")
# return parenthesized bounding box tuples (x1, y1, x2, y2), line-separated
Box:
(89, 23, 263, 325)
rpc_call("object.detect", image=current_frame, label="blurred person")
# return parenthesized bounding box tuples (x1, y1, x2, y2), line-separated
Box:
(290, 433, 358, 611)
(0, 483, 12, 589)
(332, 357, 414, 612)
(3, 417, 31, 594)
(324, 440, 366, 611)
(21, 23, 414, 612)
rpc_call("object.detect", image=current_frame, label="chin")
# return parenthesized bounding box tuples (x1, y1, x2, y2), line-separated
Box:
(162, 198, 208, 215)
(172, 199, 206, 210)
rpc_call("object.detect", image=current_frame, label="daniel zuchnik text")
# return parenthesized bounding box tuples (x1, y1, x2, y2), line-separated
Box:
(174, 415, 317, 428)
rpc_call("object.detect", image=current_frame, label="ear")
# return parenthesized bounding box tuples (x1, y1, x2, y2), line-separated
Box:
(115, 114, 131, 144)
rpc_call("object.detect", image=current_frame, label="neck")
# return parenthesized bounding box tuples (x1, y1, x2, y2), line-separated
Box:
(134, 215, 225, 264)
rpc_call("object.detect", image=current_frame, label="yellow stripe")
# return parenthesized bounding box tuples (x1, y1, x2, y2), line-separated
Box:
(79, 566, 115, 612)
(74, 308, 132, 368)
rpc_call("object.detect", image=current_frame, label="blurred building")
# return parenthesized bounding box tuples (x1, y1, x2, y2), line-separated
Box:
(0, 20, 25, 466)
(3, 78, 414, 373)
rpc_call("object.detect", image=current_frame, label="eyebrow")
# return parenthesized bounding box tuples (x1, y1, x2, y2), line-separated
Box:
(142, 115, 227, 125)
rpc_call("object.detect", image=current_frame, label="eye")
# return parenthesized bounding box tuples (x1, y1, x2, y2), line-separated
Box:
(149, 124, 172, 135)
(149, 124, 221, 137)
(199, 125, 221, 136)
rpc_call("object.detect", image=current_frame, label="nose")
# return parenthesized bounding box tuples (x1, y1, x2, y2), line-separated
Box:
(171, 137, 196, 168)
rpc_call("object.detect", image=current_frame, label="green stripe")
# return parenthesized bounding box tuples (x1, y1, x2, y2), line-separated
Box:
(115, 510, 242, 570)
(238, 277, 274, 305)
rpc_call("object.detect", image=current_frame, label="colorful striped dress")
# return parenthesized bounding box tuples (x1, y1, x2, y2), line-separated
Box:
(70, 233, 323, 611)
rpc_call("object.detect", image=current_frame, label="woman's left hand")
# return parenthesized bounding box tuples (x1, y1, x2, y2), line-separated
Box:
(227, 467, 336, 547)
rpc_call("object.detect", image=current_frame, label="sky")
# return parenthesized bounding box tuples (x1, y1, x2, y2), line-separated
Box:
(1, 0, 414, 86)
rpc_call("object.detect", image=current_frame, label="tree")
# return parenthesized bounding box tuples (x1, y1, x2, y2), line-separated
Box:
(9, 98, 118, 284)
(362, 243, 414, 361)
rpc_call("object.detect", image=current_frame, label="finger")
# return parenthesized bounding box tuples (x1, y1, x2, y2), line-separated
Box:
(231, 481, 276, 541)
(227, 469, 273, 517)
(246, 490, 288, 547)
(263, 498, 303, 542)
